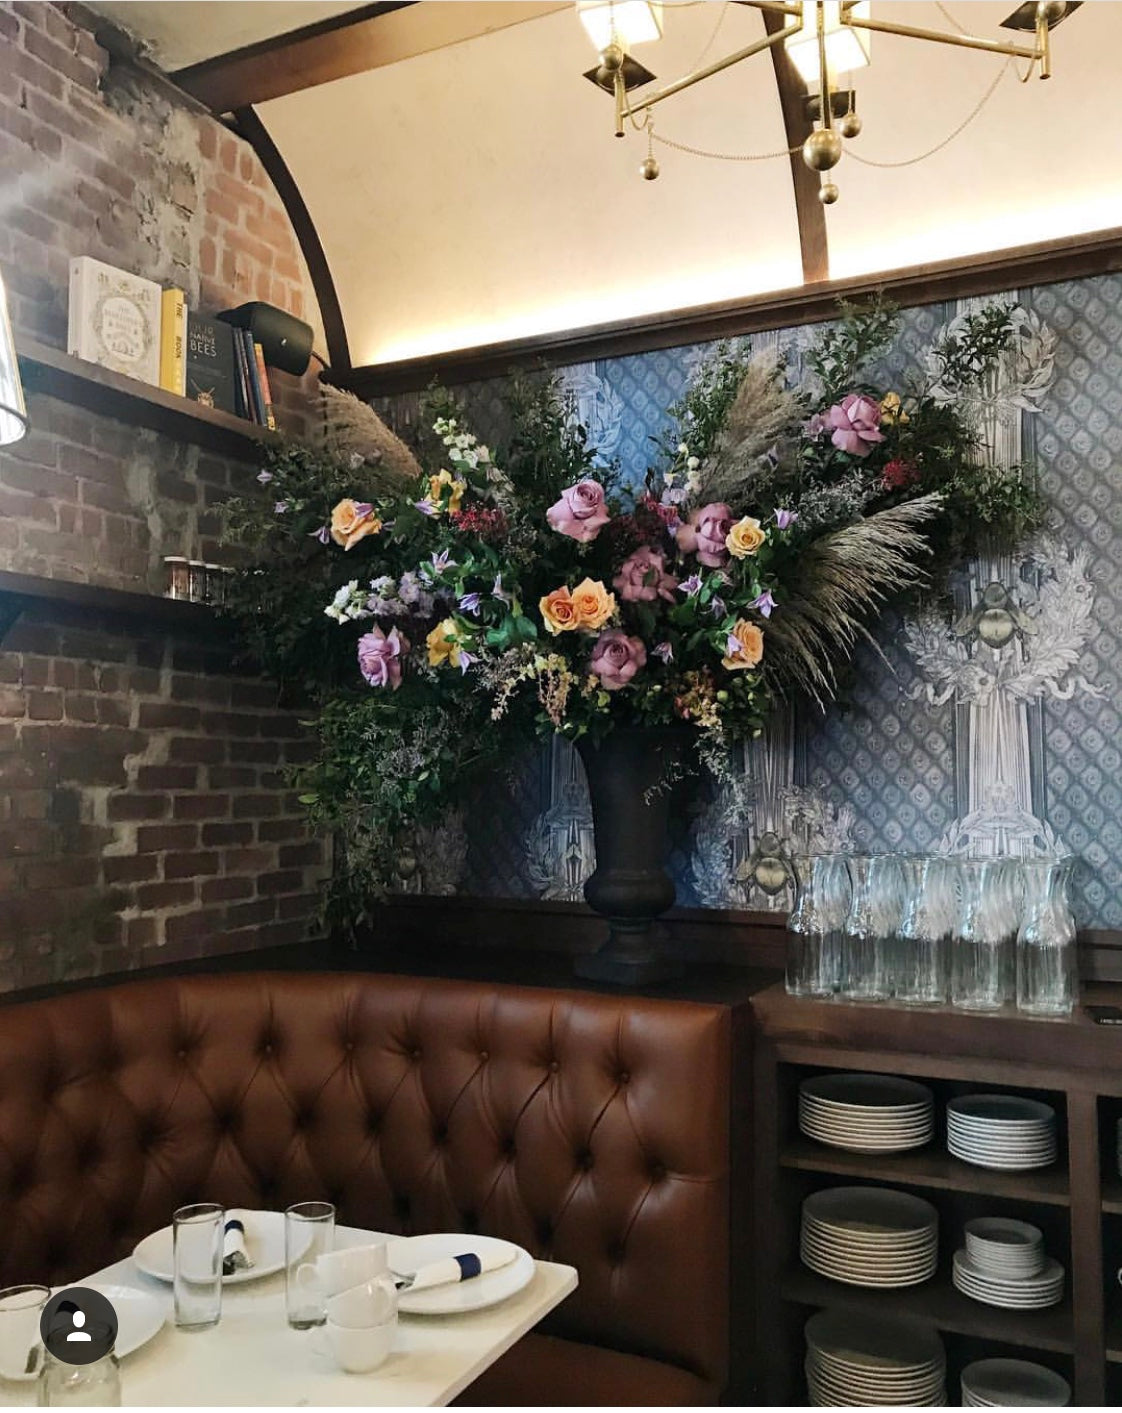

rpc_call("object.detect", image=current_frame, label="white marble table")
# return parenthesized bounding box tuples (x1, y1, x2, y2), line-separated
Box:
(1, 1226, 577, 1407)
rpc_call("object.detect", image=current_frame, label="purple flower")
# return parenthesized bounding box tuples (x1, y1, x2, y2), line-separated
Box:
(803, 412, 830, 439)
(256, 469, 274, 485)
(430, 549, 456, 574)
(775, 508, 798, 530)
(492, 574, 513, 605)
(458, 591, 483, 616)
(709, 596, 727, 619)
(752, 590, 777, 619)
(458, 649, 478, 675)
(679, 574, 703, 598)
(414, 499, 439, 516)
(653, 641, 674, 664)
(589, 630, 647, 691)
(353, 502, 374, 518)
(677, 502, 733, 568)
(827, 393, 885, 457)
(546, 479, 611, 543)
(357, 625, 409, 690)
(397, 571, 427, 606)
(273, 501, 288, 515)
(726, 631, 744, 658)
(309, 525, 331, 544)
(613, 547, 678, 604)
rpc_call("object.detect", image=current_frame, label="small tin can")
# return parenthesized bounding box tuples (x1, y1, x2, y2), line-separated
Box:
(164, 556, 190, 600)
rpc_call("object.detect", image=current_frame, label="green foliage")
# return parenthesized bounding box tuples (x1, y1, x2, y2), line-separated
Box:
(804, 297, 899, 401)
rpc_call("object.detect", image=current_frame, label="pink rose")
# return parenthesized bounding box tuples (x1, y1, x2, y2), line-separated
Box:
(357, 625, 409, 689)
(613, 546, 678, 603)
(677, 502, 733, 568)
(589, 630, 647, 691)
(546, 479, 611, 543)
(827, 393, 884, 457)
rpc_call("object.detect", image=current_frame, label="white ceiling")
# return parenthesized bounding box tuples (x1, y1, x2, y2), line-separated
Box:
(89, 1, 365, 71)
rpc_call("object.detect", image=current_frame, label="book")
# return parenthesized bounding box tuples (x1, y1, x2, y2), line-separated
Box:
(231, 327, 253, 421)
(67, 256, 162, 387)
(241, 329, 266, 425)
(184, 313, 237, 415)
(159, 288, 186, 397)
(252, 341, 276, 432)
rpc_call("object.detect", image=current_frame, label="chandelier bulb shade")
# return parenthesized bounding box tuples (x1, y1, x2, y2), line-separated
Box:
(0, 268, 28, 447)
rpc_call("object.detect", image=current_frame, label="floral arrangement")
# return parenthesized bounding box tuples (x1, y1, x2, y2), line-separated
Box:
(223, 302, 1044, 927)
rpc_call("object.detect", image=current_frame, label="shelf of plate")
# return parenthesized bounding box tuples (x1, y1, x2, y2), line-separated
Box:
(781, 1265, 1074, 1354)
(1101, 1173, 1122, 1215)
(781, 1136, 1071, 1206)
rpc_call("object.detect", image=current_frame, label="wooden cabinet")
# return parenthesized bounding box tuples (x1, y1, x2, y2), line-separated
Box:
(752, 985, 1122, 1406)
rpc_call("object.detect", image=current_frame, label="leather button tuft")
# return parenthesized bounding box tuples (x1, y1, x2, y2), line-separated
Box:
(411, 1048, 422, 1062)
(502, 1138, 516, 1159)
(649, 1161, 667, 1181)
(479, 1050, 489, 1062)
(548, 1060, 560, 1074)
(366, 1113, 381, 1135)
(618, 1070, 630, 1084)
(176, 1049, 187, 1061)
(434, 1123, 448, 1144)
(344, 1041, 355, 1053)
(576, 1149, 593, 1171)
(607, 1241, 625, 1264)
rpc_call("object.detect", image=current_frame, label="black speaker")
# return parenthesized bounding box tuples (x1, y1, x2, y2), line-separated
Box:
(216, 302, 313, 376)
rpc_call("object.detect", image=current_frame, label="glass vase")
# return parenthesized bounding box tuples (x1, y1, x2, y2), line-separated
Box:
(895, 855, 953, 1006)
(949, 858, 1019, 1011)
(839, 854, 903, 1002)
(1016, 858, 1077, 1016)
(785, 853, 848, 998)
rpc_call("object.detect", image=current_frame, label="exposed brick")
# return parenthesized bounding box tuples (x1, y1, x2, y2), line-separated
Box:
(233, 793, 280, 819)
(169, 736, 226, 765)
(172, 793, 230, 820)
(257, 869, 303, 896)
(107, 794, 169, 822)
(201, 876, 253, 903)
(201, 821, 253, 847)
(136, 824, 198, 853)
(164, 850, 219, 879)
(137, 703, 200, 730)
(103, 855, 160, 885)
(135, 881, 196, 910)
(136, 765, 198, 791)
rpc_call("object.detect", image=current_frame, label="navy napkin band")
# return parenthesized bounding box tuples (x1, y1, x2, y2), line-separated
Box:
(225, 1219, 245, 1236)
(454, 1253, 482, 1280)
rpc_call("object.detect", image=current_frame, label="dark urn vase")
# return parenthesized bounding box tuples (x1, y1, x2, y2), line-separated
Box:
(575, 726, 685, 987)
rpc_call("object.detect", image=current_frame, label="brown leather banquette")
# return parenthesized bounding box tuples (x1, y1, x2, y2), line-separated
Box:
(0, 971, 733, 1405)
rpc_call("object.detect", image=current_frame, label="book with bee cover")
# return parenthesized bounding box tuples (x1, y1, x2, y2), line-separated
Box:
(68, 256, 162, 387)
(184, 311, 237, 415)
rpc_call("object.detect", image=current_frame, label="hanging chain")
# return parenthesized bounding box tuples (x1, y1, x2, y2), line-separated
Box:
(845, 59, 1011, 168)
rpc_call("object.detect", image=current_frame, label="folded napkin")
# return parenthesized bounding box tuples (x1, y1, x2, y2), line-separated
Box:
(222, 1217, 254, 1276)
(393, 1248, 516, 1292)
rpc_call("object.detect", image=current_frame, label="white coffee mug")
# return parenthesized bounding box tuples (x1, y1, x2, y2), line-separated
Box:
(295, 1242, 389, 1302)
(325, 1275, 396, 1330)
(314, 1314, 395, 1375)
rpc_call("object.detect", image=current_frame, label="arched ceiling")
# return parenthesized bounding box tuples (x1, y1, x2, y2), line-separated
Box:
(90, 2, 1122, 374)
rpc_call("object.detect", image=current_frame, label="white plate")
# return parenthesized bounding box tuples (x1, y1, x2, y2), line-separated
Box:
(132, 1209, 299, 1286)
(9, 1285, 166, 1382)
(947, 1095, 1056, 1124)
(801, 1072, 934, 1107)
(962, 1358, 1071, 1406)
(387, 1234, 533, 1314)
(806, 1307, 945, 1367)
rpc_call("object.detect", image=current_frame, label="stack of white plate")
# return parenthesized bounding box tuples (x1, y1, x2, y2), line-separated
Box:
(800, 1186, 938, 1287)
(799, 1073, 935, 1153)
(961, 1358, 1071, 1406)
(965, 1216, 1046, 1276)
(804, 1308, 946, 1407)
(946, 1094, 1057, 1170)
(952, 1248, 1064, 1308)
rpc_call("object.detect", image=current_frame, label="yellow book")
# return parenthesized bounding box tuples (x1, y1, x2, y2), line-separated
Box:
(159, 288, 187, 396)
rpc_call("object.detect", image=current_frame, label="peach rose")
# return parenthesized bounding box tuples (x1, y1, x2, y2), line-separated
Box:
(721, 619, 765, 672)
(570, 578, 616, 631)
(726, 516, 766, 559)
(540, 586, 579, 635)
(330, 498, 382, 551)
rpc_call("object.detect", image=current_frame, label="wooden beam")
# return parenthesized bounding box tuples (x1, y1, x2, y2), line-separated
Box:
(761, 7, 828, 284)
(232, 107, 352, 375)
(335, 225, 1122, 397)
(176, 1, 571, 114)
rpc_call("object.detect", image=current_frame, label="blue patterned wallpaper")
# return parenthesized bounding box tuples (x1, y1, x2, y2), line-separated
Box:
(378, 274, 1122, 930)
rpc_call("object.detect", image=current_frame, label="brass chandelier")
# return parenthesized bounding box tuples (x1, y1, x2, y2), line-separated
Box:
(579, 1, 1078, 203)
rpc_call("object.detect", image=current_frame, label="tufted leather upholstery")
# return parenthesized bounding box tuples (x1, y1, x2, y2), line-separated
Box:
(0, 971, 731, 1404)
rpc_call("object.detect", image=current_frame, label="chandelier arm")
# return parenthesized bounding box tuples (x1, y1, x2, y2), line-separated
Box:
(840, 13, 1041, 65)
(623, 23, 791, 117)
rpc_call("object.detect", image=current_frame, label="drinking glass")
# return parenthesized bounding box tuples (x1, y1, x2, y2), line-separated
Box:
(1016, 857, 1077, 1016)
(950, 858, 1018, 1011)
(285, 1201, 335, 1330)
(173, 1203, 224, 1331)
(37, 1351, 121, 1406)
(785, 853, 848, 998)
(839, 854, 903, 1001)
(895, 855, 954, 1006)
(0, 1285, 49, 1381)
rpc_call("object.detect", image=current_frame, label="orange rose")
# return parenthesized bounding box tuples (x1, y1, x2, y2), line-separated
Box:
(330, 498, 382, 551)
(721, 619, 764, 671)
(726, 516, 766, 559)
(540, 586, 579, 635)
(570, 577, 616, 631)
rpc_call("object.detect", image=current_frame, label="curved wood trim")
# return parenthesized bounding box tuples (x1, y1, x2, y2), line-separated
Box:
(232, 105, 351, 375)
(760, 7, 829, 284)
(335, 226, 1122, 397)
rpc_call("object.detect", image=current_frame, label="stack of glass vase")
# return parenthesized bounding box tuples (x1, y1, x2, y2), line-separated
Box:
(783, 851, 1078, 1016)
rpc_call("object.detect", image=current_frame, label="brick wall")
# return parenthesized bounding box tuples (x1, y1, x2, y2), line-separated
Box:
(0, 2, 332, 989)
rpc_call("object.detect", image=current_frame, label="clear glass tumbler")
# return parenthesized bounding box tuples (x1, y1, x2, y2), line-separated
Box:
(37, 1351, 121, 1406)
(0, 1285, 49, 1381)
(1016, 857, 1077, 1016)
(785, 853, 849, 998)
(895, 855, 954, 1005)
(950, 858, 1018, 1011)
(839, 853, 903, 1001)
(173, 1203, 224, 1332)
(285, 1201, 335, 1330)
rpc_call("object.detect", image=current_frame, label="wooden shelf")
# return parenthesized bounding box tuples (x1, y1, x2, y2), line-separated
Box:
(16, 337, 273, 460)
(781, 1135, 1071, 1206)
(1102, 1173, 1122, 1215)
(781, 1265, 1074, 1354)
(0, 568, 219, 639)
(1105, 1310, 1122, 1363)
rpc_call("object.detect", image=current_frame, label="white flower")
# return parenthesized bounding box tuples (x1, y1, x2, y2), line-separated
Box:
(687, 455, 700, 470)
(664, 471, 677, 486)
(677, 442, 689, 455)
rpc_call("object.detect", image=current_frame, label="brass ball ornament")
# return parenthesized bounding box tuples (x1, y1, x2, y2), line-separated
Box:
(837, 111, 862, 139)
(640, 155, 660, 180)
(802, 127, 843, 172)
(1037, 0, 1066, 21)
(818, 181, 839, 205)
(599, 42, 625, 71)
